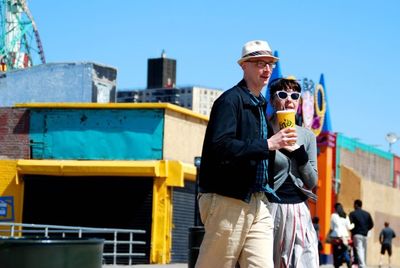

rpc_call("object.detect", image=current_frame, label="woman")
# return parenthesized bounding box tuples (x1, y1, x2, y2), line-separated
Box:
(266, 78, 319, 268)
(330, 203, 354, 268)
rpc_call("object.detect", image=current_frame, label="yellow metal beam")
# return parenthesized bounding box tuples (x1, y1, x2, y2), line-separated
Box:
(149, 161, 196, 263)
(17, 160, 160, 177)
(16, 160, 196, 180)
(14, 102, 209, 121)
(150, 177, 172, 264)
(180, 162, 196, 182)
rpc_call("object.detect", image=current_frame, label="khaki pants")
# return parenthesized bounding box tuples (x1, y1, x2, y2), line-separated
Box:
(195, 193, 274, 268)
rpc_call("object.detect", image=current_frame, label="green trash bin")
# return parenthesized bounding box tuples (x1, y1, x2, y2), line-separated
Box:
(0, 237, 104, 268)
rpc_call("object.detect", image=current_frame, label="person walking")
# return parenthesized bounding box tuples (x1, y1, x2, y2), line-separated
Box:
(266, 77, 319, 268)
(379, 221, 396, 268)
(349, 199, 374, 268)
(330, 203, 354, 268)
(312, 216, 323, 264)
(195, 40, 297, 268)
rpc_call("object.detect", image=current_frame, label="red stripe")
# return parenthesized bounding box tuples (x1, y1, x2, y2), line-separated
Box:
(298, 205, 305, 248)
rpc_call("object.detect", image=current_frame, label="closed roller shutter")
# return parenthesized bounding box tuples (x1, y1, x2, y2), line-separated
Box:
(171, 180, 196, 262)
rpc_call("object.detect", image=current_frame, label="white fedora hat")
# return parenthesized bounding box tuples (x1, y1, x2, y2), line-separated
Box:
(237, 40, 279, 65)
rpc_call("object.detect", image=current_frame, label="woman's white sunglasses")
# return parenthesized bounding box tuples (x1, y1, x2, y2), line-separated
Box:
(275, 91, 301, 101)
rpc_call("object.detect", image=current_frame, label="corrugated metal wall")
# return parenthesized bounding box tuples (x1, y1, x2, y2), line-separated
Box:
(336, 134, 393, 186)
(171, 181, 196, 262)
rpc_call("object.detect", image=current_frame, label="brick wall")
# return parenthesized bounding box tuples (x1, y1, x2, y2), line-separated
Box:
(336, 134, 395, 187)
(0, 108, 30, 159)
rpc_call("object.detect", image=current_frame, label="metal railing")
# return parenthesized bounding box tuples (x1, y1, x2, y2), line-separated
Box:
(0, 222, 146, 266)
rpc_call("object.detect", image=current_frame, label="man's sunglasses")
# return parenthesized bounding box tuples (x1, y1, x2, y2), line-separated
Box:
(275, 91, 301, 101)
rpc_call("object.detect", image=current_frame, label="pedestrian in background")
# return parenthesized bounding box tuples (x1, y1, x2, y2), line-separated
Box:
(195, 40, 296, 268)
(349, 199, 374, 268)
(330, 203, 354, 268)
(379, 221, 396, 268)
(266, 77, 319, 268)
(312, 216, 323, 264)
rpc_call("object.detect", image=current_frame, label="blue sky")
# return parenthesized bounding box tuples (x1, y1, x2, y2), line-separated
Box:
(27, 0, 400, 155)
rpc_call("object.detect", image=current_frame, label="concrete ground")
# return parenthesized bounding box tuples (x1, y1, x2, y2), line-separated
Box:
(105, 264, 336, 268)
(105, 264, 397, 268)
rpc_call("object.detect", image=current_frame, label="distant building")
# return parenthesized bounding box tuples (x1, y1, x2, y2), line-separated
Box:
(117, 52, 222, 116)
(0, 62, 117, 107)
(118, 86, 222, 116)
(147, 50, 176, 89)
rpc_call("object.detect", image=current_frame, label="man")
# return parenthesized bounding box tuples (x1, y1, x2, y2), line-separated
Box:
(349, 199, 374, 268)
(379, 222, 396, 268)
(195, 40, 297, 268)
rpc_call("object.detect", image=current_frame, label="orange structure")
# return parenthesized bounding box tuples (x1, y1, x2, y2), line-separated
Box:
(314, 132, 336, 255)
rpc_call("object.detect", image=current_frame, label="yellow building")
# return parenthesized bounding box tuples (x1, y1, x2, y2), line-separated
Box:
(0, 103, 207, 264)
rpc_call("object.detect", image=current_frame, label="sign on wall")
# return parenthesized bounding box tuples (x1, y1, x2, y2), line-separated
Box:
(0, 196, 14, 221)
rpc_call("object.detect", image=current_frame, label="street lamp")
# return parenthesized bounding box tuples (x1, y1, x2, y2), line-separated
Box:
(385, 132, 399, 153)
(193, 156, 202, 226)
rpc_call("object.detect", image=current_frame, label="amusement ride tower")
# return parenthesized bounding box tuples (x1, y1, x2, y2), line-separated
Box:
(0, 0, 45, 71)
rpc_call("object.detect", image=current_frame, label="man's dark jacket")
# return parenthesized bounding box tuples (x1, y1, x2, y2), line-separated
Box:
(349, 208, 374, 236)
(199, 80, 272, 201)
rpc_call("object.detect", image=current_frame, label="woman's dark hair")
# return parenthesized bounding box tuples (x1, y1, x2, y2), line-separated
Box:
(334, 203, 347, 218)
(268, 78, 301, 100)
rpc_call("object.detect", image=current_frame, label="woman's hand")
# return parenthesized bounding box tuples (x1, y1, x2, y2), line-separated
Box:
(283, 143, 300, 152)
(268, 127, 297, 151)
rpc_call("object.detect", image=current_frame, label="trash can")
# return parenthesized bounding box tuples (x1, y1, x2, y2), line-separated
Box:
(188, 226, 204, 268)
(0, 237, 104, 268)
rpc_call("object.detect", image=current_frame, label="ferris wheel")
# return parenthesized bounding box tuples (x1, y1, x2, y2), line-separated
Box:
(0, 0, 45, 71)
